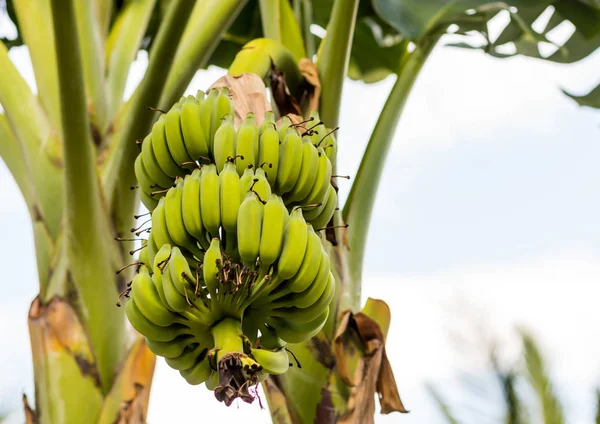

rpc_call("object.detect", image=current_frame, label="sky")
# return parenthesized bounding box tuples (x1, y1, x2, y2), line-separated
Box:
(1, 12, 600, 423)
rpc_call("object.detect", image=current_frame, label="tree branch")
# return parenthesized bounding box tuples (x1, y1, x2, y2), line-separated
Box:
(343, 37, 439, 302)
(315, 0, 359, 128)
(51, 0, 126, 392)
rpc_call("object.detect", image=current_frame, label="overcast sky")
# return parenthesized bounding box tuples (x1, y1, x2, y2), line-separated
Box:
(1, 13, 600, 423)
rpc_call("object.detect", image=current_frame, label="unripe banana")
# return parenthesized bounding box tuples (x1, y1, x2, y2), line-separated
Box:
(270, 225, 323, 298)
(272, 250, 330, 309)
(213, 115, 236, 172)
(164, 179, 203, 258)
(237, 191, 263, 267)
(151, 115, 182, 178)
(308, 110, 325, 147)
(180, 96, 210, 162)
(131, 265, 183, 327)
(253, 167, 272, 202)
(134, 153, 161, 199)
(147, 335, 195, 359)
(205, 370, 219, 391)
(259, 111, 276, 135)
(257, 323, 286, 350)
(165, 106, 194, 168)
(152, 244, 172, 308)
(276, 208, 308, 279)
(199, 164, 221, 238)
(161, 258, 194, 313)
(235, 114, 258, 174)
(267, 306, 329, 344)
(219, 161, 241, 234)
(259, 194, 287, 271)
(276, 130, 303, 194)
(168, 246, 196, 296)
(180, 357, 212, 385)
(239, 166, 255, 199)
(181, 171, 210, 251)
(258, 129, 279, 188)
(277, 116, 293, 141)
(151, 197, 174, 248)
(165, 343, 207, 371)
(251, 348, 289, 375)
(286, 138, 319, 203)
(195, 90, 205, 102)
(125, 297, 189, 342)
(301, 148, 332, 206)
(203, 238, 222, 298)
(310, 185, 337, 230)
(199, 89, 218, 151)
(141, 134, 173, 188)
(138, 243, 149, 268)
(140, 190, 159, 212)
(144, 232, 158, 268)
(271, 271, 335, 323)
(212, 87, 234, 148)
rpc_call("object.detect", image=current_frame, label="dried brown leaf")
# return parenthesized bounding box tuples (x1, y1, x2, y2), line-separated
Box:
(299, 59, 320, 113)
(335, 307, 407, 424)
(209, 74, 272, 128)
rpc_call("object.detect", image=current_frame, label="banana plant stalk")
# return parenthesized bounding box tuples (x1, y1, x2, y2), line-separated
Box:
(0, 0, 245, 421)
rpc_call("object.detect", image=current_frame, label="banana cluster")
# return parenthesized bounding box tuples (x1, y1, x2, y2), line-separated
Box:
(126, 167, 334, 405)
(134, 87, 337, 229)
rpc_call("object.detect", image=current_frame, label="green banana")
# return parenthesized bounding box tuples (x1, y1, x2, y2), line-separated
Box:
(134, 153, 160, 198)
(141, 134, 173, 188)
(253, 167, 271, 202)
(258, 194, 287, 272)
(165, 105, 194, 168)
(211, 87, 234, 149)
(235, 114, 258, 174)
(270, 225, 323, 298)
(251, 348, 289, 375)
(164, 178, 203, 258)
(219, 161, 241, 234)
(237, 191, 263, 267)
(277, 115, 293, 141)
(130, 265, 183, 327)
(267, 306, 329, 344)
(310, 185, 337, 230)
(276, 129, 303, 194)
(203, 238, 222, 299)
(140, 190, 159, 212)
(199, 89, 218, 152)
(151, 197, 174, 248)
(276, 208, 308, 279)
(199, 164, 221, 238)
(301, 148, 332, 206)
(151, 115, 182, 178)
(258, 117, 280, 186)
(180, 96, 210, 162)
(239, 166, 255, 199)
(125, 298, 189, 342)
(213, 115, 236, 172)
(165, 343, 207, 371)
(147, 335, 195, 359)
(285, 138, 319, 203)
(168, 246, 196, 296)
(180, 357, 213, 385)
(181, 170, 210, 251)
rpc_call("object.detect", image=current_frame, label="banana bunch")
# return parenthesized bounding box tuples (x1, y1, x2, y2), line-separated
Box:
(128, 172, 334, 405)
(133, 88, 337, 228)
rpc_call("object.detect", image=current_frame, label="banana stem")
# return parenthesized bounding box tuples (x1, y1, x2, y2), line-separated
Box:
(342, 35, 440, 309)
(212, 318, 244, 360)
(315, 0, 359, 128)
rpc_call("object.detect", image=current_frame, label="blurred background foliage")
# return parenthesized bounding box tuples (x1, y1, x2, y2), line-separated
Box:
(2, 0, 599, 95)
